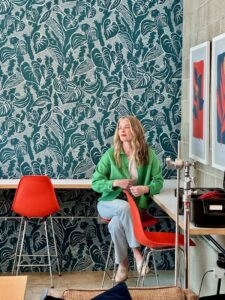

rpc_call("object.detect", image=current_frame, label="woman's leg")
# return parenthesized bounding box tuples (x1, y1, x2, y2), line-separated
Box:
(108, 216, 128, 264)
(97, 199, 139, 264)
(133, 248, 143, 263)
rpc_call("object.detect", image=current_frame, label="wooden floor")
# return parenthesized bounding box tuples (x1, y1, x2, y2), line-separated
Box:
(21, 270, 175, 300)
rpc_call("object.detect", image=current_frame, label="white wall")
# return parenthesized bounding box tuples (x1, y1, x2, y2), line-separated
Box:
(182, 0, 225, 296)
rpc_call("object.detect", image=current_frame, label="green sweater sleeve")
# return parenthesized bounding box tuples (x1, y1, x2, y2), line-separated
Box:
(92, 151, 114, 193)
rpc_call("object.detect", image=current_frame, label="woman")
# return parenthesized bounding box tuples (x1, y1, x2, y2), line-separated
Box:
(92, 116, 164, 283)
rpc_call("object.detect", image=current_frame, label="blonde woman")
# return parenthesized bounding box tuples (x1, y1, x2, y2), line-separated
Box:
(92, 116, 164, 283)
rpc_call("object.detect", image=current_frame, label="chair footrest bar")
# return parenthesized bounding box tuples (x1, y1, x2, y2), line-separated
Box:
(16, 254, 58, 257)
(18, 264, 51, 267)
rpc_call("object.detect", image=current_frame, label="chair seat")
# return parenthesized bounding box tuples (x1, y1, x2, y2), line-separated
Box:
(140, 211, 158, 228)
(143, 231, 196, 248)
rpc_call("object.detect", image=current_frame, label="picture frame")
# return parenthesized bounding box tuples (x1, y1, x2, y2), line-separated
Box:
(189, 42, 210, 165)
(211, 33, 225, 171)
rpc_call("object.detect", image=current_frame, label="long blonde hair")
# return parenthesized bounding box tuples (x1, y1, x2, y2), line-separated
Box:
(114, 116, 149, 167)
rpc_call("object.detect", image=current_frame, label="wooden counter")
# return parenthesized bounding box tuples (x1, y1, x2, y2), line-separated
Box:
(0, 179, 92, 189)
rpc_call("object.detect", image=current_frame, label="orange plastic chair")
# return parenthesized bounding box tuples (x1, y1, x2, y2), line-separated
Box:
(123, 189, 195, 287)
(99, 207, 159, 287)
(11, 175, 61, 287)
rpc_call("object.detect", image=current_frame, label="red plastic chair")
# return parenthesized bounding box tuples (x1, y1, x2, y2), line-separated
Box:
(123, 189, 195, 287)
(11, 175, 61, 287)
(99, 206, 159, 287)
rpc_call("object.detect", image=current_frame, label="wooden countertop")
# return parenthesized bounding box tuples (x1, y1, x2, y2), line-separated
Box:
(0, 179, 92, 189)
(1, 178, 225, 235)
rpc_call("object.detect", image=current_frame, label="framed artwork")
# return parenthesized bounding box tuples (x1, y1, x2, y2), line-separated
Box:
(189, 42, 210, 164)
(211, 33, 225, 171)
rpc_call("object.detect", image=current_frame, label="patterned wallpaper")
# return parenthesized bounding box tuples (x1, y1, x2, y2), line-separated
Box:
(0, 0, 182, 273)
(0, 0, 182, 179)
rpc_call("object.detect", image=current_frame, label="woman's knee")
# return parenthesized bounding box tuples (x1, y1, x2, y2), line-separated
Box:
(108, 216, 122, 233)
(118, 201, 131, 216)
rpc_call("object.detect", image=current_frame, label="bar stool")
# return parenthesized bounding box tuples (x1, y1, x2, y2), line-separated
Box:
(11, 175, 61, 288)
(99, 210, 159, 288)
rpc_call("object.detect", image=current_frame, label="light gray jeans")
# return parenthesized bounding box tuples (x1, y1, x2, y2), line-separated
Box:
(97, 199, 140, 264)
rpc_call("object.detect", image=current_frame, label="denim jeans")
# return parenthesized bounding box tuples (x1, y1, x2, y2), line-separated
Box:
(97, 199, 140, 264)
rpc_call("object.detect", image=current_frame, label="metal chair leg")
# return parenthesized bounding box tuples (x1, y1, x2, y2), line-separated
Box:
(101, 239, 113, 288)
(16, 220, 27, 276)
(152, 251, 159, 286)
(138, 248, 159, 287)
(44, 221, 54, 288)
(136, 247, 148, 287)
(12, 217, 24, 275)
(140, 250, 151, 287)
(112, 262, 117, 287)
(49, 216, 61, 276)
(14, 217, 60, 288)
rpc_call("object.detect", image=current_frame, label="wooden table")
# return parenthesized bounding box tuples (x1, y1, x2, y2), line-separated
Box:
(1, 178, 224, 235)
(0, 276, 27, 300)
(0, 179, 92, 189)
(152, 180, 225, 235)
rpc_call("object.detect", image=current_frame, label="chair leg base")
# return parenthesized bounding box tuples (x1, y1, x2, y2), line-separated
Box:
(13, 218, 61, 288)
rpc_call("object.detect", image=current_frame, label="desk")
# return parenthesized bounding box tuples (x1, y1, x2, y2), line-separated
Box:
(2, 178, 225, 235)
(0, 179, 92, 189)
(153, 180, 225, 289)
(0, 275, 27, 300)
(152, 180, 225, 235)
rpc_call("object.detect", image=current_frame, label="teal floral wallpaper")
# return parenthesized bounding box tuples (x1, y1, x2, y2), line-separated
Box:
(0, 0, 182, 273)
(0, 0, 182, 179)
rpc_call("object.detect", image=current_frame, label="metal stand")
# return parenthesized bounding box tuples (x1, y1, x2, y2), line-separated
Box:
(182, 161, 196, 289)
(166, 142, 196, 289)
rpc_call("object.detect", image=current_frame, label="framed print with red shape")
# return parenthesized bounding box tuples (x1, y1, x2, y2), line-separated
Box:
(212, 33, 225, 171)
(189, 42, 210, 165)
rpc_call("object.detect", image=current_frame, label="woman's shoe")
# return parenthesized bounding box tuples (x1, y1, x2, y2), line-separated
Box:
(137, 261, 150, 277)
(115, 265, 128, 283)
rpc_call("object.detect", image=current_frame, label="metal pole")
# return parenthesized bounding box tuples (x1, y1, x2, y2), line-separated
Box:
(166, 151, 195, 289)
(174, 142, 181, 286)
(183, 162, 192, 289)
(166, 142, 184, 287)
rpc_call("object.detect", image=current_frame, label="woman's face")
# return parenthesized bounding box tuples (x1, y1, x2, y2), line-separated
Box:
(118, 119, 133, 142)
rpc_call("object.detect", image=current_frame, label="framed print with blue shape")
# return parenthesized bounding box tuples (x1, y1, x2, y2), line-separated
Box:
(212, 33, 225, 171)
(189, 42, 210, 165)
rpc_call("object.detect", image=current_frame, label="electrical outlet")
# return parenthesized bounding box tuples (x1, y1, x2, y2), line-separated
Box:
(213, 267, 225, 279)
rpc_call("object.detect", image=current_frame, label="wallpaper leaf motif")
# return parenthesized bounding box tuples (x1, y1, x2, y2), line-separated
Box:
(33, 32, 49, 53)
(0, 0, 182, 272)
(3, 72, 24, 89)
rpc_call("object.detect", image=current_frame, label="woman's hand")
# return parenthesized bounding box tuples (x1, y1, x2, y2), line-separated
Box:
(113, 179, 136, 189)
(129, 185, 149, 197)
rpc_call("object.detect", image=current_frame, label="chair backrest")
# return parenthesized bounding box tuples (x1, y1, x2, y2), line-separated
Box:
(123, 190, 152, 246)
(12, 175, 60, 218)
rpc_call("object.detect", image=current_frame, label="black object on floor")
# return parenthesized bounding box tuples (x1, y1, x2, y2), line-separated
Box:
(44, 296, 63, 300)
(200, 295, 225, 299)
(91, 282, 132, 300)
